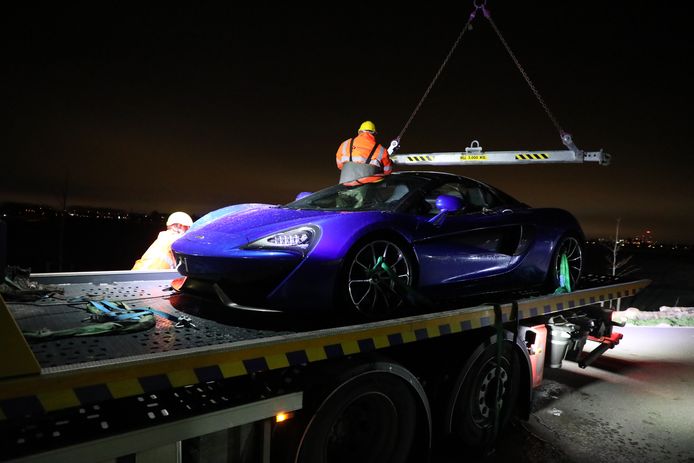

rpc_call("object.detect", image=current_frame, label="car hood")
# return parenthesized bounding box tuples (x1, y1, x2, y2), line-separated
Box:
(173, 205, 373, 253)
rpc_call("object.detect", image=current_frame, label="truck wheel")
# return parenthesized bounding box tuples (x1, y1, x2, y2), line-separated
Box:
(342, 239, 414, 317)
(294, 369, 419, 463)
(442, 341, 519, 449)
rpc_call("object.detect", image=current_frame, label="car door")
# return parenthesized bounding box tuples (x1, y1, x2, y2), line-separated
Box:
(412, 180, 529, 291)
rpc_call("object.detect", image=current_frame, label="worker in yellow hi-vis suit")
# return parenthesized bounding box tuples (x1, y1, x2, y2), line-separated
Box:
(132, 212, 192, 270)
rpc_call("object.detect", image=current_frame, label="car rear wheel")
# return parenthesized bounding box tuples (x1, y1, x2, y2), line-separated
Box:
(344, 239, 413, 317)
(548, 235, 583, 291)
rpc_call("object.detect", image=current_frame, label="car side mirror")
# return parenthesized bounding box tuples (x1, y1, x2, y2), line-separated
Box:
(428, 194, 464, 226)
(436, 194, 463, 213)
(295, 192, 312, 201)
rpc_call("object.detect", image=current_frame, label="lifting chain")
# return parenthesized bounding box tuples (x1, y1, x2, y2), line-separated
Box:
(393, 0, 570, 152)
(391, 1, 481, 152)
(482, 5, 566, 138)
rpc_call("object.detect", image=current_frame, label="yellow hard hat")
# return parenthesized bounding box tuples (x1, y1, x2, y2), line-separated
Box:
(358, 121, 377, 133)
(167, 211, 193, 227)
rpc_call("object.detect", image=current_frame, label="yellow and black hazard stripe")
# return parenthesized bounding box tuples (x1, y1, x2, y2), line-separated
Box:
(406, 155, 434, 162)
(0, 280, 650, 419)
(516, 153, 550, 160)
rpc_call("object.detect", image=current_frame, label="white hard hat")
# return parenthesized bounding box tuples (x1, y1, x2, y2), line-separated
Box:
(167, 211, 193, 227)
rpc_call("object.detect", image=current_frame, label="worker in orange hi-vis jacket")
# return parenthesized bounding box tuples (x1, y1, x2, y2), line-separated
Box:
(132, 211, 193, 270)
(336, 121, 393, 183)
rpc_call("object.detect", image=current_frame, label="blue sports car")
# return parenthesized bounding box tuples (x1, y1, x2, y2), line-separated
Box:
(171, 172, 584, 316)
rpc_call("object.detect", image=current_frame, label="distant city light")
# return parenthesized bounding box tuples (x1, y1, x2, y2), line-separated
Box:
(1, 203, 170, 224)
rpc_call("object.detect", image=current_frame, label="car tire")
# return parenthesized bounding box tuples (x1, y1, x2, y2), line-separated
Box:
(340, 238, 415, 318)
(547, 234, 584, 292)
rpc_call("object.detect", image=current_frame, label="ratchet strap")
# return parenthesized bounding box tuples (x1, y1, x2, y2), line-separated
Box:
(22, 300, 155, 341)
(490, 300, 519, 450)
(379, 260, 433, 308)
(22, 298, 197, 341)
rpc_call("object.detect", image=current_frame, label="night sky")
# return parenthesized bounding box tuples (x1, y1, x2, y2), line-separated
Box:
(5, 3, 693, 242)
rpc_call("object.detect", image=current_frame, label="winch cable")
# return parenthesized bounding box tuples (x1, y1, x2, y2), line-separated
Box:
(393, 1, 575, 152)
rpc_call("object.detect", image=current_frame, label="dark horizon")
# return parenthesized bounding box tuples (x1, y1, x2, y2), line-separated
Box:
(3, 200, 693, 248)
(4, 3, 692, 242)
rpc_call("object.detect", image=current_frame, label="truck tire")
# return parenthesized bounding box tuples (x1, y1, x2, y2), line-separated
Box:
(442, 340, 520, 449)
(293, 367, 421, 463)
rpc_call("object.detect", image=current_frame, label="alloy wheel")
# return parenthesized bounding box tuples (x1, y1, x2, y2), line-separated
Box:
(347, 240, 412, 315)
(554, 236, 583, 290)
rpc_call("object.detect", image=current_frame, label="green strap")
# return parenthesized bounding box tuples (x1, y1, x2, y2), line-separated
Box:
(561, 253, 572, 292)
(23, 315, 155, 341)
(554, 253, 572, 294)
(22, 299, 157, 341)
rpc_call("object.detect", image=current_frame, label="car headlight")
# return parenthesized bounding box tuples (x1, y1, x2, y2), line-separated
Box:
(245, 226, 319, 251)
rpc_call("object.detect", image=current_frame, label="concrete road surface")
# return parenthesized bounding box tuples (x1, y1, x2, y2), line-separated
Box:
(436, 326, 694, 462)
(514, 326, 694, 463)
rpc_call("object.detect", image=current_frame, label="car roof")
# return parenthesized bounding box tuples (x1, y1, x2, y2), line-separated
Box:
(392, 170, 468, 182)
(391, 171, 521, 206)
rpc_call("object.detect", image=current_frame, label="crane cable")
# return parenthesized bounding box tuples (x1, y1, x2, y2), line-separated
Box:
(393, 0, 569, 151)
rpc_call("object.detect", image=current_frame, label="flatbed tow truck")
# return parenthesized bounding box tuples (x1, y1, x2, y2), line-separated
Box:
(0, 134, 634, 463)
(0, 269, 650, 462)
(1, 3, 642, 461)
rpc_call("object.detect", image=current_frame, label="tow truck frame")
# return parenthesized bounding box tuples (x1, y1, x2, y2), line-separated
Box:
(1, 0, 632, 459)
(0, 270, 650, 462)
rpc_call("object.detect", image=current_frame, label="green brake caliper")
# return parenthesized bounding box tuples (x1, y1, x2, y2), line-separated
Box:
(372, 256, 384, 275)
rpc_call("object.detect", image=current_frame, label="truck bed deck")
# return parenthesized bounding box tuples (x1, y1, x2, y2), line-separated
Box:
(1, 270, 650, 421)
(11, 278, 291, 369)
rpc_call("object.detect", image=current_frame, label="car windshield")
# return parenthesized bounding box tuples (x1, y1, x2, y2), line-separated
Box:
(284, 175, 431, 211)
